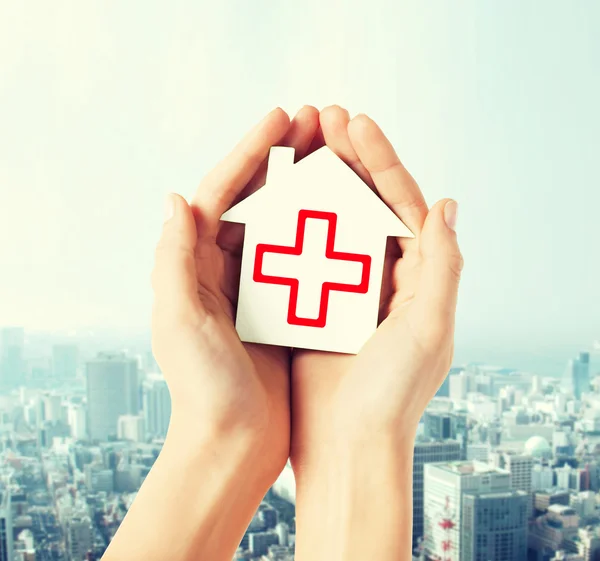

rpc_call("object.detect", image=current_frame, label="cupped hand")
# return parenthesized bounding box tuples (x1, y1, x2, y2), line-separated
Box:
(290, 106, 464, 471)
(151, 106, 319, 481)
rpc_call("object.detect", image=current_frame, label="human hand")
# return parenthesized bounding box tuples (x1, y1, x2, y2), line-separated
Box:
(105, 108, 322, 561)
(290, 105, 463, 469)
(151, 106, 320, 483)
(289, 106, 463, 561)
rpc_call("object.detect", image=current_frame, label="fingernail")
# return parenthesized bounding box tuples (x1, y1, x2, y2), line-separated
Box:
(164, 194, 175, 222)
(444, 200, 458, 231)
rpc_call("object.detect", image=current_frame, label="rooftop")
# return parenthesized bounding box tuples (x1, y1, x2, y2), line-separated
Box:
(464, 489, 528, 500)
(433, 460, 509, 476)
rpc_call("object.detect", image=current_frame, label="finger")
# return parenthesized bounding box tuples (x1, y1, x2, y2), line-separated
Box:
(151, 193, 200, 321)
(407, 199, 463, 348)
(242, 105, 320, 199)
(306, 123, 325, 155)
(217, 106, 320, 256)
(283, 105, 321, 160)
(191, 107, 290, 236)
(347, 114, 428, 243)
(319, 105, 372, 186)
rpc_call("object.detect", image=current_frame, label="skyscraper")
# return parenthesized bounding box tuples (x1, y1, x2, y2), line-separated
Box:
(0, 327, 25, 390)
(86, 353, 139, 441)
(412, 439, 461, 545)
(67, 403, 87, 440)
(423, 411, 469, 459)
(43, 393, 64, 423)
(461, 490, 528, 561)
(67, 514, 92, 561)
(489, 451, 533, 494)
(52, 344, 78, 380)
(423, 460, 511, 560)
(117, 414, 145, 442)
(567, 352, 591, 399)
(0, 490, 13, 561)
(142, 377, 171, 438)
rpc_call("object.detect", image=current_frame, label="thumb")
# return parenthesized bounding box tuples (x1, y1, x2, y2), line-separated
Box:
(151, 193, 199, 319)
(410, 199, 463, 346)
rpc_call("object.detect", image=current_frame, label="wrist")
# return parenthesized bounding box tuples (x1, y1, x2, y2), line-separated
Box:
(293, 431, 416, 561)
(292, 414, 418, 481)
(294, 427, 416, 488)
(162, 409, 282, 489)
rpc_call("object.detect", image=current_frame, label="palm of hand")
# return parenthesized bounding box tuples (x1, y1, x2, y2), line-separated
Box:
(152, 107, 320, 478)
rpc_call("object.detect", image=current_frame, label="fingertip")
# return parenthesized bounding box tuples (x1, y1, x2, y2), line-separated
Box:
(427, 199, 458, 231)
(268, 107, 291, 131)
(297, 104, 320, 118)
(347, 113, 378, 141)
(320, 105, 350, 127)
(163, 192, 198, 248)
(293, 105, 320, 129)
(443, 200, 458, 231)
(164, 193, 176, 223)
(168, 192, 193, 218)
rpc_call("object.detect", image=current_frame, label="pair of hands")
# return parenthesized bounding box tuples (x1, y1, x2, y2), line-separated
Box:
(151, 105, 463, 490)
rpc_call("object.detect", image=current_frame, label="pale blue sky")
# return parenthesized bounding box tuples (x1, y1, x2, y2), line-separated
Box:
(1, 1, 598, 355)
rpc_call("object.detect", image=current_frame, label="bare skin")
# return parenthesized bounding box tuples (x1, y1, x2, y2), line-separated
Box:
(290, 106, 463, 560)
(102, 105, 462, 561)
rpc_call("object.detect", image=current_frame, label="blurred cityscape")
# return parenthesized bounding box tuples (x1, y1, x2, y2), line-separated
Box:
(0, 327, 599, 560)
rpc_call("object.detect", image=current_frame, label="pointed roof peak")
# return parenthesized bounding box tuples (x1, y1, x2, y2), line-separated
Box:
(221, 145, 414, 239)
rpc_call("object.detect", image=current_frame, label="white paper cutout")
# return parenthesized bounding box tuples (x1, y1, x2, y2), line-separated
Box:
(221, 146, 414, 354)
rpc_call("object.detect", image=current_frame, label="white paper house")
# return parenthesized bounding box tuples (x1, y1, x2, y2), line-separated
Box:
(221, 146, 413, 354)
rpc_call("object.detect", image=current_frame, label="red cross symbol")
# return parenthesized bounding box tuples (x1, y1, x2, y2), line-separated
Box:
(253, 209, 371, 328)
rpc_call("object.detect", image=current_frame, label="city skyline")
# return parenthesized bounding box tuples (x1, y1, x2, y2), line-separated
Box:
(1, 2, 600, 560)
(3, 327, 600, 559)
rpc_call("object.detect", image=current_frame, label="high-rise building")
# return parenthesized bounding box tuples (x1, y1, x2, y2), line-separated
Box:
(466, 443, 490, 462)
(84, 464, 114, 493)
(449, 371, 468, 400)
(532, 464, 554, 491)
(0, 490, 13, 561)
(556, 464, 588, 491)
(0, 327, 25, 389)
(554, 429, 576, 457)
(423, 460, 511, 560)
(423, 411, 454, 440)
(43, 393, 64, 423)
(490, 451, 533, 494)
(67, 514, 92, 561)
(461, 490, 528, 561)
(275, 522, 289, 547)
(142, 378, 171, 438)
(570, 491, 596, 520)
(576, 527, 600, 560)
(117, 414, 145, 442)
(52, 344, 79, 381)
(423, 412, 469, 460)
(529, 504, 580, 556)
(248, 531, 279, 556)
(86, 353, 139, 441)
(567, 352, 591, 399)
(533, 489, 570, 513)
(412, 439, 461, 544)
(67, 403, 87, 440)
(257, 503, 278, 530)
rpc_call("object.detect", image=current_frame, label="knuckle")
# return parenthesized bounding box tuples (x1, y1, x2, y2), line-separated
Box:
(448, 250, 464, 282)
